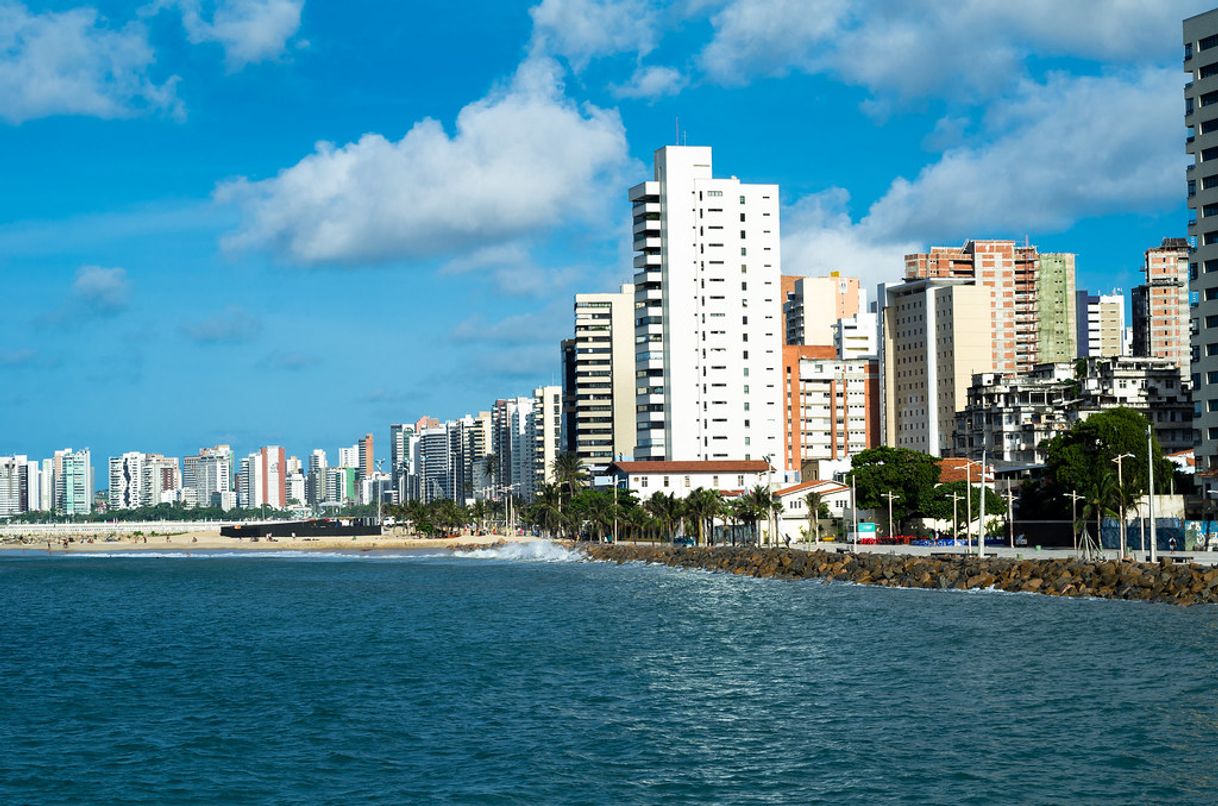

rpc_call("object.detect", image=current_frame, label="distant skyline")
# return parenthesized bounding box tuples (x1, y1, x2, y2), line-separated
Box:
(1, 0, 1210, 466)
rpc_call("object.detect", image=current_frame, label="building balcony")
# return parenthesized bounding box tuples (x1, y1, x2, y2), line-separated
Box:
(633, 252, 662, 269)
(633, 236, 663, 252)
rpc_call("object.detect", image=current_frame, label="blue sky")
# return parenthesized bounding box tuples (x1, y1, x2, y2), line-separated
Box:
(0, 0, 1210, 471)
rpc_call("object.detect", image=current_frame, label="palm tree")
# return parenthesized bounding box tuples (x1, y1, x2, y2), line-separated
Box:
(533, 483, 565, 537)
(803, 490, 830, 545)
(1079, 471, 1118, 559)
(742, 485, 777, 546)
(644, 492, 683, 543)
(572, 490, 617, 541)
(551, 451, 587, 501)
(482, 453, 497, 497)
(684, 488, 722, 546)
(469, 500, 488, 532)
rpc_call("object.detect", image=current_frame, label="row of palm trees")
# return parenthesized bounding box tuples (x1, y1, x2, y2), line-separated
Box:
(386, 451, 836, 544)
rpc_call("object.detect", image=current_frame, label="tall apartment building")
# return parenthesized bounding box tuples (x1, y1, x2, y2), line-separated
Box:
(1188, 9, 1218, 485)
(184, 445, 232, 509)
(1036, 253, 1077, 362)
(108, 452, 146, 510)
(531, 386, 562, 494)
(56, 448, 92, 515)
(358, 433, 374, 478)
(1075, 290, 1126, 357)
(881, 279, 994, 455)
(780, 345, 878, 475)
(0, 456, 30, 517)
(388, 424, 416, 502)
(1132, 238, 1191, 374)
(833, 312, 878, 359)
(562, 284, 637, 472)
(238, 446, 286, 510)
(416, 424, 453, 503)
(337, 445, 359, 469)
(905, 241, 1026, 372)
(629, 145, 783, 463)
(783, 274, 863, 346)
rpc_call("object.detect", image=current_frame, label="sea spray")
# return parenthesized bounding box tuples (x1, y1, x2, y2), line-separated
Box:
(455, 540, 583, 563)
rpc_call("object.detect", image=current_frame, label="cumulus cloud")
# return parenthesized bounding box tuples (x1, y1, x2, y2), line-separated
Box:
(699, 0, 1202, 100)
(71, 265, 131, 313)
(783, 69, 1185, 289)
(0, 2, 180, 124)
(612, 64, 686, 99)
(180, 306, 262, 344)
(174, 0, 304, 69)
(529, 0, 658, 70)
(217, 56, 633, 266)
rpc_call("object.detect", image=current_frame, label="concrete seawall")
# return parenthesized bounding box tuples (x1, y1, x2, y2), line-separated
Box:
(581, 544, 1218, 607)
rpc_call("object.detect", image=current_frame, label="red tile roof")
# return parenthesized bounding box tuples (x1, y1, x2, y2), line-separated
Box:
(938, 457, 994, 484)
(776, 479, 848, 497)
(609, 460, 772, 474)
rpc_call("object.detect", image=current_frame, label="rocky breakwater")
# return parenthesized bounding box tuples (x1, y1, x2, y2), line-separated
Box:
(581, 544, 1218, 607)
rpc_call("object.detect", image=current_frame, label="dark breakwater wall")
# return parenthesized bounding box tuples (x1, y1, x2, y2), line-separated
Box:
(581, 544, 1218, 607)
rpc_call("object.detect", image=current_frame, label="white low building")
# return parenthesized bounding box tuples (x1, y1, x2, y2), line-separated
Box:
(603, 460, 773, 499)
(772, 479, 851, 544)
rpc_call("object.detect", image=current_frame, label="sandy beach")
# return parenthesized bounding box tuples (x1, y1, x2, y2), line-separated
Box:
(0, 528, 542, 554)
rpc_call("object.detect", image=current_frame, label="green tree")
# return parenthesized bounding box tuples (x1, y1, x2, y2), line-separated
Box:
(850, 447, 941, 532)
(1042, 407, 1172, 519)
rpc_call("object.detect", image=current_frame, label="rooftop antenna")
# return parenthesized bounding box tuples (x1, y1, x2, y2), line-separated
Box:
(675, 115, 679, 146)
(682, 129, 687, 146)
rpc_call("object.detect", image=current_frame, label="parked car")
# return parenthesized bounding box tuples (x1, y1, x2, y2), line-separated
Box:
(673, 536, 696, 547)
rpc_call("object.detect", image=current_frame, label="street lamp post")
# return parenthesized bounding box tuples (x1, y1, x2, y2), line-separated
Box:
(1006, 478, 1015, 549)
(1112, 452, 1133, 559)
(948, 491, 963, 546)
(1147, 425, 1158, 562)
(375, 458, 385, 530)
(882, 491, 898, 542)
(1066, 490, 1085, 555)
(965, 463, 973, 555)
(850, 471, 859, 552)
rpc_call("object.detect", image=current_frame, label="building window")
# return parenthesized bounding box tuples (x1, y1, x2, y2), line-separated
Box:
(737, 475, 745, 486)
(663, 476, 670, 487)
(684, 476, 691, 487)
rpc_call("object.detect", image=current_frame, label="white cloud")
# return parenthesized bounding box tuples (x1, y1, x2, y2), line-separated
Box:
(218, 56, 633, 266)
(862, 69, 1185, 242)
(0, 2, 180, 124)
(529, 0, 658, 70)
(175, 0, 303, 69)
(71, 265, 131, 313)
(612, 64, 686, 99)
(781, 188, 918, 294)
(783, 69, 1186, 289)
(699, 0, 1205, 100)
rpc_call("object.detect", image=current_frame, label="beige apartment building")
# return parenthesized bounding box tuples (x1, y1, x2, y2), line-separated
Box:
(882, 278, 994, 456)
(783, 273, 863, 346)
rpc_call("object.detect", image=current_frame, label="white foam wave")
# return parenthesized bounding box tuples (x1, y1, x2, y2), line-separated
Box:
(455, 540, 583, 563)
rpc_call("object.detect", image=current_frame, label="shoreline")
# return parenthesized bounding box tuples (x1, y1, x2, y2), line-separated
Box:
(0, 532, 539, 554)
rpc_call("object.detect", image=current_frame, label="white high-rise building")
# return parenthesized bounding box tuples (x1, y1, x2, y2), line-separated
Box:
(39, 458, 54, 511)
(338, 446, 359, 469)
(531, 385, 562, 494)
(629, 145, 783, 462)
(109, 452, 146, 510)
(184, 445, 232, 509)
(0, 456, 30, 517)
(562, 284, 638, 472)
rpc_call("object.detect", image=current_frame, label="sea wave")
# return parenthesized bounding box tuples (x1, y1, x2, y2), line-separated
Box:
(455, 540, 583, 563)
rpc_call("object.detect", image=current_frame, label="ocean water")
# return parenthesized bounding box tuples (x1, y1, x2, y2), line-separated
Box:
(2, 544, 1217, 804)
